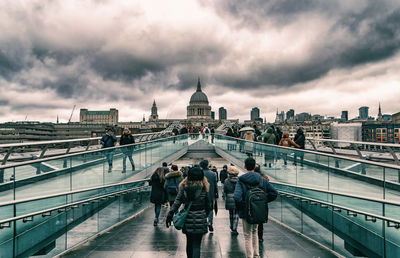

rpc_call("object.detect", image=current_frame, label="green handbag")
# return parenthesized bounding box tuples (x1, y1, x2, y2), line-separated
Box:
(172, 201, 193, 230)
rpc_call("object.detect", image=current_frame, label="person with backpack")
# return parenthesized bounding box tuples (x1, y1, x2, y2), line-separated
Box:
(100, 128, 117, 173)
(279, 132, 300, 166)
(224, 166, 240, 235)
(120, 128, 135, 173)
(164, 164, 183, 207)
(262, 127, 276, 168)
(149, 167, 167, 226)
(254, 163, 270, 243)
(210, 126, 215, 143)
(166, 167, 210, 258)
(234, 157, 278, 258)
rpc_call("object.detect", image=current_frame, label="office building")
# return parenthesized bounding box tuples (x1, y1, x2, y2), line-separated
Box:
(219, 107, 227, 120)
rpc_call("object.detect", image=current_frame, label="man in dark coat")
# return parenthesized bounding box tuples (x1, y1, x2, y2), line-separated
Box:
(200, 160, 218, 232)
(180, 125, 188, 135)
(220, 165, 228, 199)
(294, 128, 306, 166)
(100, 128, 117, 173)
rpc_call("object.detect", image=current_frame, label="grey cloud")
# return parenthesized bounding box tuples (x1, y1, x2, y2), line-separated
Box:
(0, 99, 9, 106)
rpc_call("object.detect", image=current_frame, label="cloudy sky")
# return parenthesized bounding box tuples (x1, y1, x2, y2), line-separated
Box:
(1, 0, 400, 123)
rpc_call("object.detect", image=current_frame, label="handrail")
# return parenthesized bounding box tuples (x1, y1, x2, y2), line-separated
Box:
(216, 134, 400, 170)
(0, 184, 151, 226)
(278, 190, 400, 226)
(0, 178, 149, 207)
(0, 132, 159, 149)
(0, 133, 184, 170)
(307, 137, 400, 148)
(270, 181, 400, 206)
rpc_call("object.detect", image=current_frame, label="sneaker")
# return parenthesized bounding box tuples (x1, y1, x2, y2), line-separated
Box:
(208, 225, 214, 233)
(132, 166, 135, 171)
(122, 169, 126, 173)
(231, 230, 239, 236)
(153, 219, 158, 226)
(108, 168, 112, 173)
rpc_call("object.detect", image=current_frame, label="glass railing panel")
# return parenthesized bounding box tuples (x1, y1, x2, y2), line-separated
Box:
(385, 167, 400, 203)
(66, 208, 99, 250)
(15, 158, 72, 200)
(97, 197, 121, 232)
(331, 194, 382, 217)
(0, 167, 14, 204)
(15, 195, 67, 217)
(302, 206, 333, 250)
(0, 226, 13, 257)
(281, 198, 302, 233)
(386, 222, 400, 257)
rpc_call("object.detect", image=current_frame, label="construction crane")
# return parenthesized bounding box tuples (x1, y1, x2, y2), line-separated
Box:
(68, 105, 76, 123)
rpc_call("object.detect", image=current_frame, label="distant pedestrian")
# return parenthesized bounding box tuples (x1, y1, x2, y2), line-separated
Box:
(234, 158, 278, 258)
(100, 128, 117, 173)
(224, 166, 240, 235)
(172, 126, 179, 143)
(120, 128, 135, 173)
(200, 160, 218, 233)
(275, 127, 283, 145)
(243, 130, 255, 157)
(150, 167, 166, 226)
(262, 127, 276, 167)
(220, 165, 228, 199)
(294, 128, 305, 166)
(226, 128, 235, 151)
(210, 127, 215, 143)
(180, 125, 188, 135)
(279, 132, 300, 165)
(166, 167, 210, 258)
(162, 162, 170, 175)
(164, 164, 183, 207)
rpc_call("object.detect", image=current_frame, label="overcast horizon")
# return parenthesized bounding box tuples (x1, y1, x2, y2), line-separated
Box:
(1, 0, 400, 123)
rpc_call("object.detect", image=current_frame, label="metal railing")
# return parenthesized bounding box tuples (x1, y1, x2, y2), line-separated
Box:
(0, 131, 170, 165)
(307, 138, 400, 165)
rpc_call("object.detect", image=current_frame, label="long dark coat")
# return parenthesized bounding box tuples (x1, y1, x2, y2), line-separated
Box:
(150, 173, 166, 204)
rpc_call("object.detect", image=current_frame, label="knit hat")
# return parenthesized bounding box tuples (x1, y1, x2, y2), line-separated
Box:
(188, 167, 204, 181)
(162, 162, 168, 167)
(228, 166, 239, 176)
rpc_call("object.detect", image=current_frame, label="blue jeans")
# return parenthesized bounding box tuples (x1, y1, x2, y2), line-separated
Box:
(104, 150, 114, 168)
(208, 209, 214, 226)
(122, 152, 135, 170)
(154, 204, 161, 219)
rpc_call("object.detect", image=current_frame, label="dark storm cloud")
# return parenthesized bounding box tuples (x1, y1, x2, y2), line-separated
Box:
(208, 0, 400, 88)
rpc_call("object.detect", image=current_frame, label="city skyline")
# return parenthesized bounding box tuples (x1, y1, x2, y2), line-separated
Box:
(1, 0, 400, 123)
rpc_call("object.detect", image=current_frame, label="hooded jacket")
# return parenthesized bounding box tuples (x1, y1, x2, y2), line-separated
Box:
(233, 172, 278, 219)
(170, 179, 210, 235)
(262, 128, 276, 144)
(164, 170, 183, 201)
(224, 176, 238, 210)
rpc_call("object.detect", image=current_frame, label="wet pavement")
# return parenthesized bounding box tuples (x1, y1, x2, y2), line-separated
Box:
(61, 196, 337, 258)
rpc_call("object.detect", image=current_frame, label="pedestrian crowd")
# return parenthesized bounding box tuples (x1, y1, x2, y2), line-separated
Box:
(150, 157, 278, 258)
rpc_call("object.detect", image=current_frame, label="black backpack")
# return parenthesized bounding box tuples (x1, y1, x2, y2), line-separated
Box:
(242, 178, 268, 224)
(167, 177, 179, 195)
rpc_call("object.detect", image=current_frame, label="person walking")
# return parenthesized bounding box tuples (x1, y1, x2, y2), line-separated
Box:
(162, 162, 170, 175)
(100, 128, 117, 173)
(220, 165, 228, 199)
(164, 164, 183, 207)
(210, 126, 215, 143)
(254, 163, 270, 243)
(262, 127, 276, 168)
(166, 167, 210, 258)
(234, 158, 278, 258)
(120, 128, 135, 173)
(224, 166, 240, 235)
(150, 167, 166, 226)
(180, 125, 189, 135)
(200, 160, 218, 233)
(243, 130, 255, 157)
(279, 132, 300, 165)
(294, 128, 306, 166)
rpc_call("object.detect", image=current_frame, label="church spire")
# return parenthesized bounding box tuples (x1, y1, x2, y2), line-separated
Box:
(152, 99, 156, 106)
(378, 102, 383, 121)
(196, 77, 202, 92)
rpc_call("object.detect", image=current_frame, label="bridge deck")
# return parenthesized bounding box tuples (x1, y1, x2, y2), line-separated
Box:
(61, 197, 336, 258)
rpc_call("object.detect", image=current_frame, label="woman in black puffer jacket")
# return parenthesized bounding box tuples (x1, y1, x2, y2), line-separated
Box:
(166, 167, 210, 258)
(223, 166, 240, 235)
